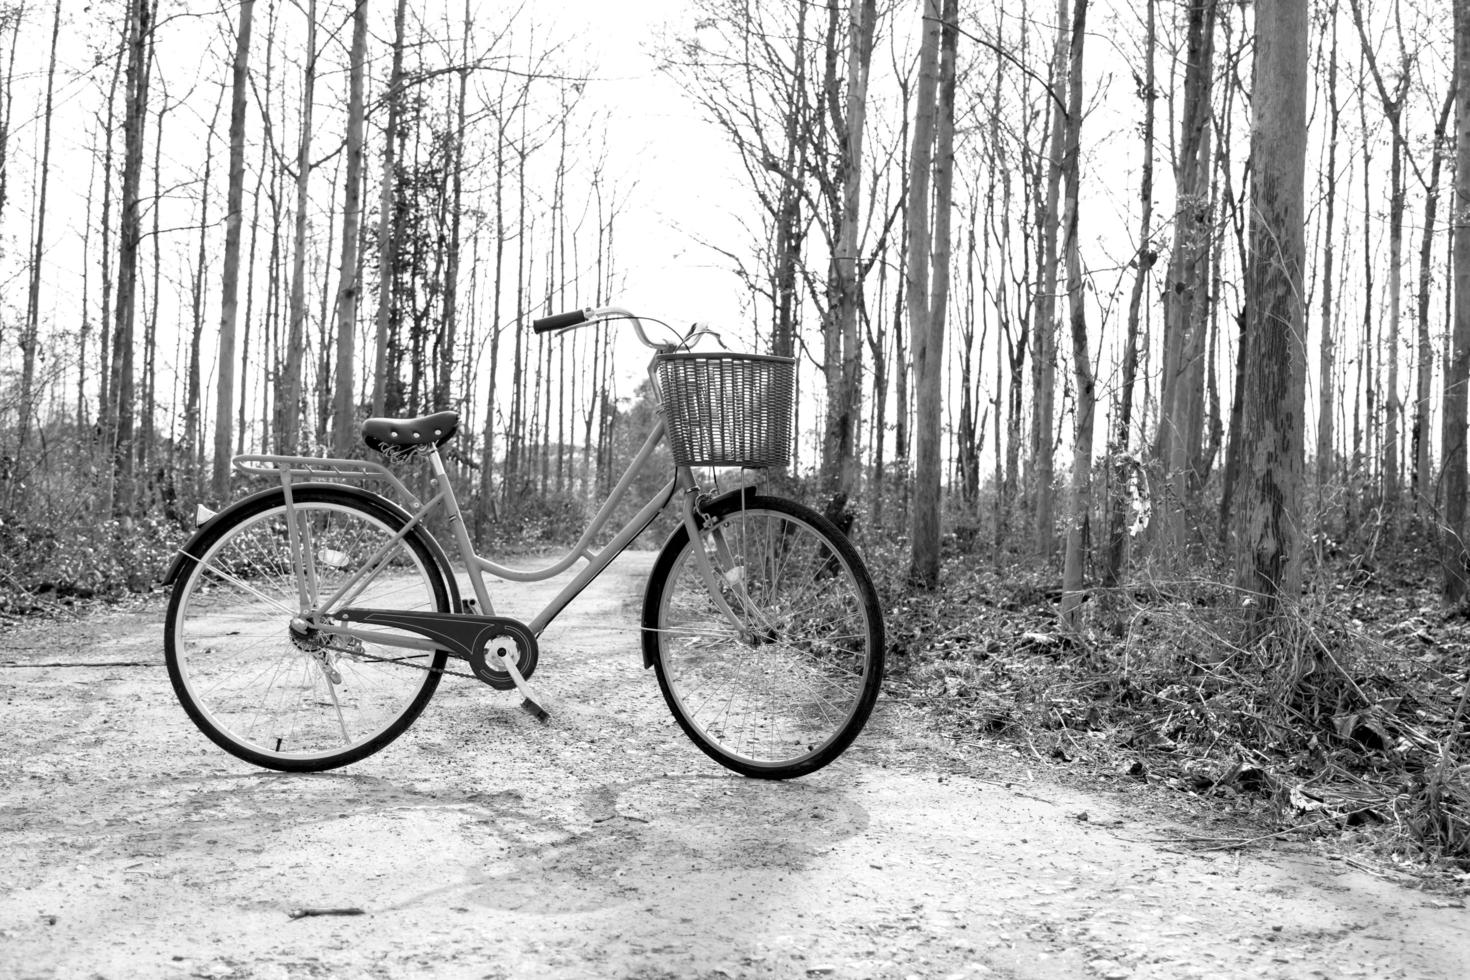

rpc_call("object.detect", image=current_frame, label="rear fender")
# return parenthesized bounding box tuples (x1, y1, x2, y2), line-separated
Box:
(160, 484, 458, 611)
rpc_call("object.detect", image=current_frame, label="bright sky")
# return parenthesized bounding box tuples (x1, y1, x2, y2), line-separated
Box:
(539, 0, 752, 334)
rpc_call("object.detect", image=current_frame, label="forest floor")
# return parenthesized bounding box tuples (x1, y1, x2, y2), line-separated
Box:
(2, 551, 1468, 979)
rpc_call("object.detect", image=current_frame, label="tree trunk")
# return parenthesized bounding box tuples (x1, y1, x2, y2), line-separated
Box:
(908, 0, 955, 589)
(110, 0, 157, 515)
(1414, 85, 1457, 511)
(820, 0, 877, 500)
(1058, 0, 1092, 630)
(278, 0, 318, 453)
(332, 0, 369, 456)
(212, 0, 254, 499)
(439, 0, 471, 413)
(17, 0, 63, 459)
(1032, 0, 1069, 561)
(1348, 0, 1408, 512)
(1104, 0, 1155, 587)
(1234, 0, 1308, 630)
(185, 96, 222, 494)
(1316, 3, 1341, 518)
(372, 0, 408, 418)
(1443, 1, 1470, 601)
(0, 5, 19, 238)
(1155, 0, 1218, 554)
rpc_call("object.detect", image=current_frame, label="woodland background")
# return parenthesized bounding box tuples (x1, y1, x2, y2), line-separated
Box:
(2, 0, 1470, 875)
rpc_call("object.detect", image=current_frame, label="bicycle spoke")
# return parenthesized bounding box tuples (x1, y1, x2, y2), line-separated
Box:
(653, 500, 880, 776)
(169, 493, 445, 770)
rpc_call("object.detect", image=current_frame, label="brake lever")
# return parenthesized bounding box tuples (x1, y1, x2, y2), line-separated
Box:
(683, 322, 727, 350)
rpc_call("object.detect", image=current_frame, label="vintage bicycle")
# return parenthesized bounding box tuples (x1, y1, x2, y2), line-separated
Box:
(163, 307, 884, 779)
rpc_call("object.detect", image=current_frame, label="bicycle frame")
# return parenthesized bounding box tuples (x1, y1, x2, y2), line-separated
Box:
(219, 305, 772, 699)
(233, 412, 748, 658)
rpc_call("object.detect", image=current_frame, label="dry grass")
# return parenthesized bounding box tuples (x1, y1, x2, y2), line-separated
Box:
(872, 538, 1470, 890)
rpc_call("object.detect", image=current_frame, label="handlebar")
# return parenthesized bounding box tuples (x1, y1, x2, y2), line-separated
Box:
(531, 309, 588, 333)
(531, 305, 671, 351)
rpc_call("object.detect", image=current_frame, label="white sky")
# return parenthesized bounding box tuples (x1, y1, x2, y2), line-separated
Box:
(0, 0, 1446, 472)
(536, 0, 752, 331)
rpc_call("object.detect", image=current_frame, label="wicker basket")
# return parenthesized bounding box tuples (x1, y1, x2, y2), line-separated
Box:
(656, 352, 796, 468)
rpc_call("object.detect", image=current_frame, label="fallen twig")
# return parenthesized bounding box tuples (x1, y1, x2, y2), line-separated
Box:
(288, 907, 365, 920)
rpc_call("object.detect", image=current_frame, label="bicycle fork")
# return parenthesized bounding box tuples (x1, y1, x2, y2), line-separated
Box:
(678, 489, 771, 642)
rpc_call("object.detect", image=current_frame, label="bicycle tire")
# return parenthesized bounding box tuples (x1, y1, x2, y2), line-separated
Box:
(164, 485, 452, 772)
(642, 493, 884, 778)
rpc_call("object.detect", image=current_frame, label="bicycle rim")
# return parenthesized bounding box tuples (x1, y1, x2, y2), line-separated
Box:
(168, 494, 446, 770)
(653, 500, 881, 776)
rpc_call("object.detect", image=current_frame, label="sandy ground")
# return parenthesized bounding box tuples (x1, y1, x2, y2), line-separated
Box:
(1, 550, 1467, 980)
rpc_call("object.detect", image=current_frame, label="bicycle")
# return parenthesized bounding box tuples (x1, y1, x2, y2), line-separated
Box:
(163, 306, 884, 779)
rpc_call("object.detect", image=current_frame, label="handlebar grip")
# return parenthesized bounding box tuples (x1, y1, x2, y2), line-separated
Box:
(532, 309, 588, 334)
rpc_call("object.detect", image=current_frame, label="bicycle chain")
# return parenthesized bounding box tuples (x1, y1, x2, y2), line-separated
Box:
(324, 641, 478, 680)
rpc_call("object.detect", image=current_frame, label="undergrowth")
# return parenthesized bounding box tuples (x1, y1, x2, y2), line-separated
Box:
(0, 512, 177, 619)
(864, 530, 1470, 890)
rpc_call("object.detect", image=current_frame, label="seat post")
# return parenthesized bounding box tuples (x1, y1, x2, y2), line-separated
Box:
(427, 448, 494, 614)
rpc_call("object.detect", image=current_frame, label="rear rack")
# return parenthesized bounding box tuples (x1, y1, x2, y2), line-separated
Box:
(233, 453, 419, 506)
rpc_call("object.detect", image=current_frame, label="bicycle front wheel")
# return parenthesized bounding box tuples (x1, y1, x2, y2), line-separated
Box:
(643, 494, 884, 778)
(165, 486, 452, 772)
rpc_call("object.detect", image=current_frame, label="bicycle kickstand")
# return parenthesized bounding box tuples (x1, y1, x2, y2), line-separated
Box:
(491, 650, 550, 722)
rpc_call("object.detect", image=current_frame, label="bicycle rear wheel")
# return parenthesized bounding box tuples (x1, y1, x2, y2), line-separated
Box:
(164, 486, 451, 772)
(643, 494, 884, 778)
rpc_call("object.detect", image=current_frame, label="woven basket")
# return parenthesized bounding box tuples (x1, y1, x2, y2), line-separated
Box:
(656, 352, 796, 468)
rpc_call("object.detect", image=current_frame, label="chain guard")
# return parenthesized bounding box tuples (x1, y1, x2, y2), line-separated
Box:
(334, 608, 538, 690)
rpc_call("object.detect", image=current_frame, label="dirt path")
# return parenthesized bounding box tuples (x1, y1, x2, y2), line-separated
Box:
(1, 551, 1465, 979)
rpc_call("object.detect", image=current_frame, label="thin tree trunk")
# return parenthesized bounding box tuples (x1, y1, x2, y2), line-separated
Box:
(278, 0, 318, 452)
(1155, 0, 1218, 553)
(212, 0, 254, 498)
(185, 96, 222, 493)
(1443, 1, 1470, 601)
(110, 0, 156, 515)
(1104, 0, 1155, 587)
(440, 0, 472, 412)
(1316, 2, 1341, 518)
(1414, 84, 1456, 510)
(1032, 0, 1069, 561)
(907, 0, 953, 589)
(372, 0, 409, 417)
(0, 4, 19, 237)
(1349, 0, 1409, 512)
(17, 0, 63, 458)
(820, 0, 877, 500)
(1058, 0, 1092, 630)
(332, 0, 368, 456)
